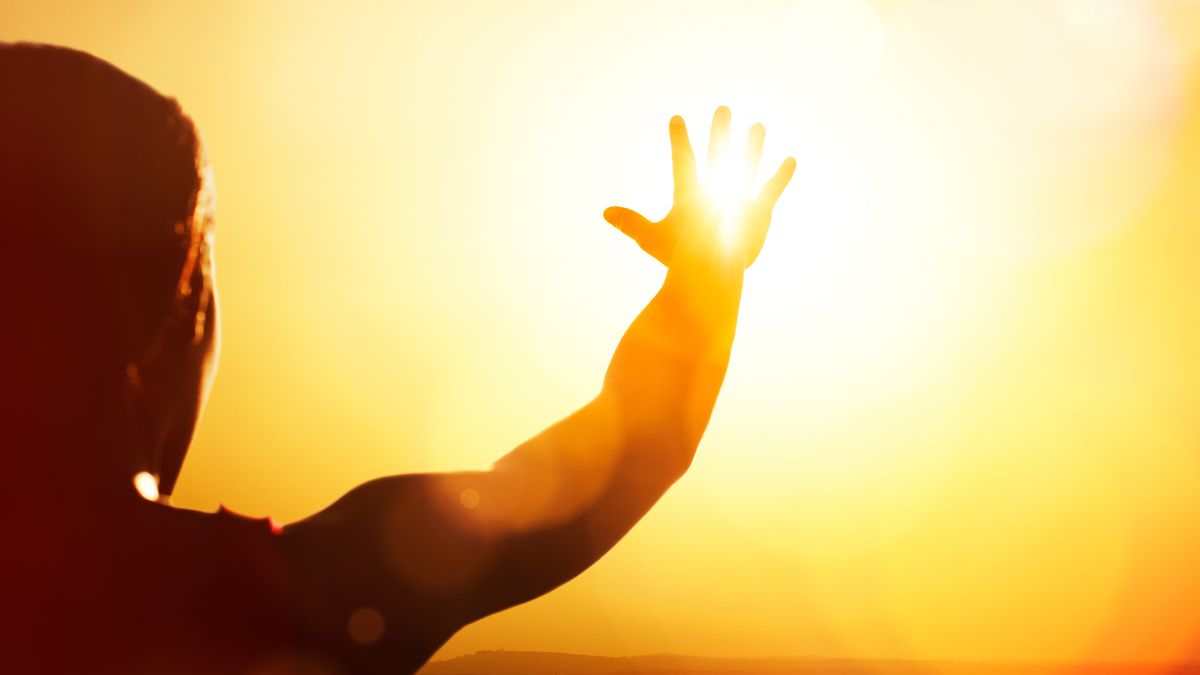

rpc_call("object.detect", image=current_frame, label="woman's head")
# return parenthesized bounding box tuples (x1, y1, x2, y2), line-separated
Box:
(0, 43, 217, 498)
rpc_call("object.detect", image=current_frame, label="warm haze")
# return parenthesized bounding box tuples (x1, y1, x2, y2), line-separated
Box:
(5, 0, 1200, 668)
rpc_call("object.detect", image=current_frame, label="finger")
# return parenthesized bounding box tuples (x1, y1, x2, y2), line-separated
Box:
(743, 123, 766, 192)
(706, 106, 731, 177)
(757, 156, 797, 211)
(603, 206, 654, 238)
(669, 115, 697, 198)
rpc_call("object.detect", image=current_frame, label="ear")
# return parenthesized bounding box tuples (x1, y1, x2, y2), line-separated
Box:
(157, 286, 218, 496)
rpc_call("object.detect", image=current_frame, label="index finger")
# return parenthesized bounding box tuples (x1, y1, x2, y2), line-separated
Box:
(757, 156, 797, 211)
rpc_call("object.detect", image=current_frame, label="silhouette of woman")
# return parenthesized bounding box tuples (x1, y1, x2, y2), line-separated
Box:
(0, 43, 794, 674)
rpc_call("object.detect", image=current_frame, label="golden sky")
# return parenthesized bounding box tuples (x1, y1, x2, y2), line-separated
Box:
(5, 0, 1200, 667)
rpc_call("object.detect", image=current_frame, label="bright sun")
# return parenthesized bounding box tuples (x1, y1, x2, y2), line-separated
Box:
(704, 144, 755, 248)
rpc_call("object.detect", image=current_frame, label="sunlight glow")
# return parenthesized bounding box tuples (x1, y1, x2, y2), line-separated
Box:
(776, 0, 886, 97)
(1061, 0, 1157, 50)
(705, 151, 753, 250)
(40, 0, 1196, 664)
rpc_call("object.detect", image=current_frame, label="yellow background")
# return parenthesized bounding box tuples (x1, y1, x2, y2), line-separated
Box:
(5, 0, 1200, 666)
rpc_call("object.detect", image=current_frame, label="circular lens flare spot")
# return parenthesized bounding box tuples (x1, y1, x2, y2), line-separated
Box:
(346, 606, 386, 645)
(459, 487, 481, 509)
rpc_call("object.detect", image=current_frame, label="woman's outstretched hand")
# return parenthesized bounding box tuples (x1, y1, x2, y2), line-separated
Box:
(604, 106, 796, 269)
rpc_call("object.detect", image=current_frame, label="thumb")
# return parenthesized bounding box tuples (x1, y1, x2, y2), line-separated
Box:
(603, 206, 653, 239)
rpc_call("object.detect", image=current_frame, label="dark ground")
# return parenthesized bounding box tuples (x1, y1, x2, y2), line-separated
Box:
(420, 651, 1200, 675)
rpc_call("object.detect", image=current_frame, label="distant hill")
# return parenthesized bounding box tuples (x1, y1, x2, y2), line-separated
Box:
(420, 651, 1200, 675)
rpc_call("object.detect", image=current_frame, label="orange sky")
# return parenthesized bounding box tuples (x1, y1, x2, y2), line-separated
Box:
(5, 0, 1200, 667)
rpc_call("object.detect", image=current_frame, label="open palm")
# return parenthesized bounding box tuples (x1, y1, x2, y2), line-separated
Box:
(604, 106, 796, 268)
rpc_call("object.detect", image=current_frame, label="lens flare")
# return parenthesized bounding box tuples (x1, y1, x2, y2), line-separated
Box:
(133, 471, 160, 502)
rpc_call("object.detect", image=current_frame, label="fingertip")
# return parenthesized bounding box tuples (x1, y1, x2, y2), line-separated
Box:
(759, 157, 799, 204)
(779, 159, 797, 190)
(712, 107, 732, 130)
(747, 124, 766, 153)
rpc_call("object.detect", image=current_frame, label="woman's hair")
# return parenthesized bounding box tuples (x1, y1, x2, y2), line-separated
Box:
(0, 42, 214, 491)
(0, 42, 212, 350)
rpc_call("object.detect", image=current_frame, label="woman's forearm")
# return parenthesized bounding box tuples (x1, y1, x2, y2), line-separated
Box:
(601, 239, 745, 476)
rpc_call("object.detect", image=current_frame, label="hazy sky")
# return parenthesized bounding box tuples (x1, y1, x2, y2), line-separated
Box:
(5, 0, 1200, 667)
